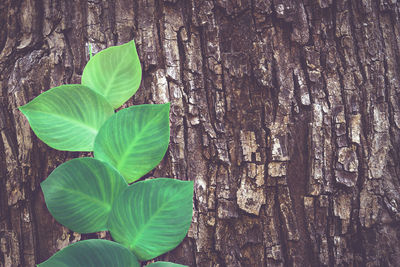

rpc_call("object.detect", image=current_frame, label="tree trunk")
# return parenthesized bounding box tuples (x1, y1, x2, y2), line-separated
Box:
(1, 0, 400, 266)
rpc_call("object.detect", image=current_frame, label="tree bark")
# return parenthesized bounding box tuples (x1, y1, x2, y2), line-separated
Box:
(1, 0, 400, 266)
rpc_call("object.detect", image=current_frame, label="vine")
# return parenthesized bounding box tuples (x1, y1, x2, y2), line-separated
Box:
(19, 40, 193, 267)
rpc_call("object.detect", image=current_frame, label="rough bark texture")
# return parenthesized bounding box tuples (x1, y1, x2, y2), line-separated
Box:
(1, 0, 400, 266)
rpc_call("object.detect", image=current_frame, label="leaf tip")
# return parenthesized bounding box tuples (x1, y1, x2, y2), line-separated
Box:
(18, 104, 27, 114)
(129, 39, 137, 48)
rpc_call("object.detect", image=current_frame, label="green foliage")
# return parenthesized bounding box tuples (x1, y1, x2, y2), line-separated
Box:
(82, 40, 142, 109)
(41, 158, 128, 233)
(38, 239, 140, 267)
(20, 40, 193, 266)
(19, 84, 114, 151)
(108, 178, 194, 260)
(94, 104, 170, 183)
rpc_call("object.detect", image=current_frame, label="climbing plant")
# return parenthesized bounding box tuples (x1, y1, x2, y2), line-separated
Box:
(19, 40, 193, 267)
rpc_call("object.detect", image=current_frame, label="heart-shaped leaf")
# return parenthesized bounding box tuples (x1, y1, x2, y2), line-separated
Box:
(81, 40, 142, 109)
(19, 84, 114, 151)
(41, 158, 128, 233)
(108, 178, 193, 260)
(94, 104, 170, 183)
(147, 262, 187, 267)
(38, 239, 140, 267)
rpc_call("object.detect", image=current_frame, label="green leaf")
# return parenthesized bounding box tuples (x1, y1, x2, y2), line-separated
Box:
(81, 40, 142, 109)
(38, 239, 140, 267)
(108, 178, 194, 261)
(94, 104, 170, 183)
(19, 84, 114, 151)
(41, 158, 128, 233)
(147, 262, 187, 267)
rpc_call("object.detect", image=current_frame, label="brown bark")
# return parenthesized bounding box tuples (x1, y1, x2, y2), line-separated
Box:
(1, 0, 400, 266)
